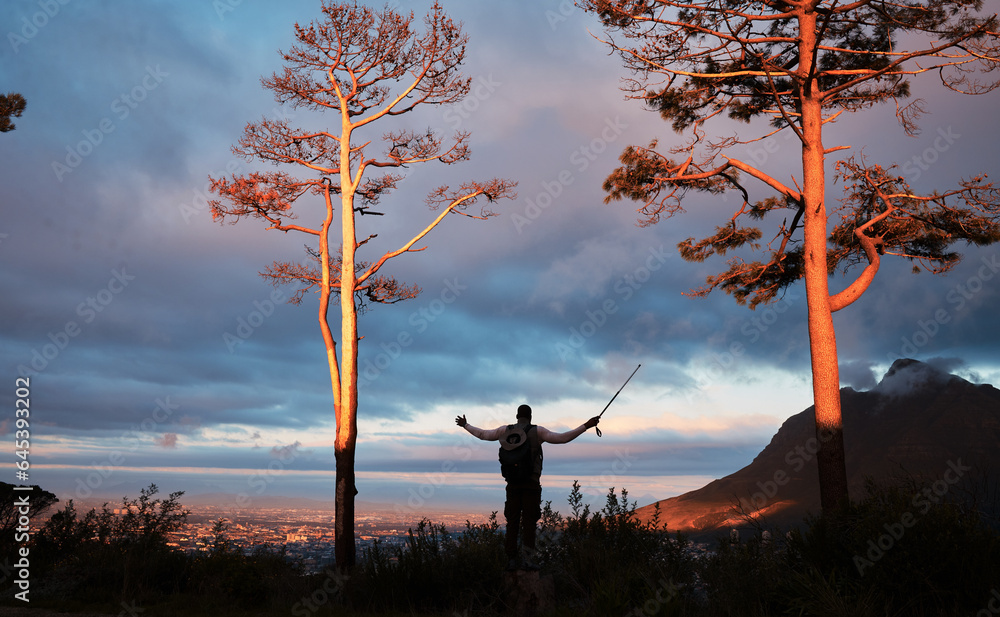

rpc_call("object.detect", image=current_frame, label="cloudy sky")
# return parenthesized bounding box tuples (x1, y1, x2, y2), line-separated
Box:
(2, 0, 998, 518)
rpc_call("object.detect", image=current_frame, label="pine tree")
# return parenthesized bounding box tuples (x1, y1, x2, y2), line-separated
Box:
(583, 0, 1000, 512)
(209, 2, 514, 568)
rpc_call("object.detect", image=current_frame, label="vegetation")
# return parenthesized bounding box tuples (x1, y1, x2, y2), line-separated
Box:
(0, 92, 26, 132)
(19, 484, 315, 614)
(0, 482, 57, 555)
(4, 479, 996, 616)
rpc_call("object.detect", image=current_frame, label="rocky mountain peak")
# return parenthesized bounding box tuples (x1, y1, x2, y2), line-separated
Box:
(872, 358, 961, 398)
(636, 359, 1000, 539)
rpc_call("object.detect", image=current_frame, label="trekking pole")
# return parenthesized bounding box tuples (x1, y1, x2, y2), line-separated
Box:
(595, 364, 640, 437)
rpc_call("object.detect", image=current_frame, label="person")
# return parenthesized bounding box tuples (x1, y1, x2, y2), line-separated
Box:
(456, 404, 600, 570)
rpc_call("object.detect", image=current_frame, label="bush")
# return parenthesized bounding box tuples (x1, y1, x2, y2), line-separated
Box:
(539, 482, 695, 616)
(698, 529, 789, 617)
(347, 483, 696, 617)
(189, 519, 310, 611)
(19, 477, 1000, 616)
(697, 474, 1000, 617)
(32, 484, 191, 605)
(793, 476, 1000, 616)
(29, 488, 313, 614)
(352, 514, 506, 613)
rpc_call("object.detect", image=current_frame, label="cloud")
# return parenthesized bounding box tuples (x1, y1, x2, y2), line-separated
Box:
(873, 358, 956, 398)
(925, 356, 983, 384)
(271, 441, 303, 461)
(840, 360, 877, 391)
(155, 433, 179, 449)
(924, 356, 967, 374)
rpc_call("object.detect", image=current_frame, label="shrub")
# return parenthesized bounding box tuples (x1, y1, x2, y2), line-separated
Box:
(794, 476, 1000, 616)
(21, 476, 999, 617)
(697, 474, 1000, 617)
(542, 482, 695, 615)
(353, 514, 506, 614)
(189, 519, 309, 611)
(32, 484, 191, 604)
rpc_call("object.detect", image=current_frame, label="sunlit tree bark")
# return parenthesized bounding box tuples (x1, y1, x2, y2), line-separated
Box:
(583, 0, 1000, 513)
(208, 2, 514, 568)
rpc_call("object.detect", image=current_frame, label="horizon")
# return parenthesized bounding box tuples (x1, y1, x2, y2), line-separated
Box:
(3, 0, 1000, 522)
(31, 358, 995, 517)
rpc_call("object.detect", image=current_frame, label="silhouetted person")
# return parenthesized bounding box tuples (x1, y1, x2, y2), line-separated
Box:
(456, 404, 599, 570)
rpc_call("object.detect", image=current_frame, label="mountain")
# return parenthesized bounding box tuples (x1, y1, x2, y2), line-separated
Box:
(636, 359, 1000, 538)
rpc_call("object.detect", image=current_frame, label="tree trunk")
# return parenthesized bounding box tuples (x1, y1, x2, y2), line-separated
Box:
(334, 446, 356, 569)
(334, 281, 359, 570)
(798, 9, 850, 514)
(334, 124, 360, 570)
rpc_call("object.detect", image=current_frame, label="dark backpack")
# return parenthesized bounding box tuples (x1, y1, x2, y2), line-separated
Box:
(498, 424, 541, 483)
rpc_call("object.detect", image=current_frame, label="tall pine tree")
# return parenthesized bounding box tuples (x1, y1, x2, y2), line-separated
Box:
(583, 0, 1000, 512)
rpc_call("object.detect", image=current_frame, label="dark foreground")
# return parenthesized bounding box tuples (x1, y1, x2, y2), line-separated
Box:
(2, 479, 998, 617)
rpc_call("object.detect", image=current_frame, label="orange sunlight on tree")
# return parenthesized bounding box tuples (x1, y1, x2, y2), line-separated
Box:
(208, 1, 515, 569)
(583, 0, 1000, 514)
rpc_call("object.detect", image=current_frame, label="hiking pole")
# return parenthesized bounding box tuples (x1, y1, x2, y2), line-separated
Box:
(595, 364, 640, 437)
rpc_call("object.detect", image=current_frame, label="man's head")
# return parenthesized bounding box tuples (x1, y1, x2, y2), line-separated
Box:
(516, 404, 531, 421)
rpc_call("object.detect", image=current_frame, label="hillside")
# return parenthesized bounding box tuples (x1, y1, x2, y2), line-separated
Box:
(636, 359, 1000, 537)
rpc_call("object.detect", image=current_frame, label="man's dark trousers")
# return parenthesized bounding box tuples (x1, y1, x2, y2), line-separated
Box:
(504, 481, 542, 560)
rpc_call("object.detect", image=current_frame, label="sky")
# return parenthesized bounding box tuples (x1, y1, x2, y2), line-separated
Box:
(2, 0, 999, 519)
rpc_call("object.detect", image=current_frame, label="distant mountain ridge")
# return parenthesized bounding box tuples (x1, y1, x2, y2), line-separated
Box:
(636, 359, 1000, 537)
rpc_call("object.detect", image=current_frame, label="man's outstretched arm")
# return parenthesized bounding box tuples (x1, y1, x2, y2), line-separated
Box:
(455, 414, 506, 441)
(538, 417, 600, 444)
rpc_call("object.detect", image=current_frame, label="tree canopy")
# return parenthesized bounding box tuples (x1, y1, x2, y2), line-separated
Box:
(0, 92, 26, 133)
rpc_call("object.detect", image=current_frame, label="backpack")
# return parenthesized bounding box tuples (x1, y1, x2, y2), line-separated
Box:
(498, 423, 541, 483)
